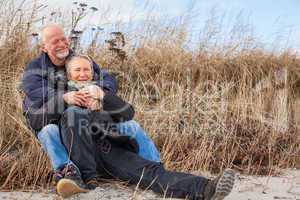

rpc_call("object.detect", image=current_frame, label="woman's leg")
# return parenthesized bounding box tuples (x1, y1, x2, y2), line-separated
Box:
(60, 106, 98, 182)
(95, 139, 215, 200)
(115, 120, 161, 162)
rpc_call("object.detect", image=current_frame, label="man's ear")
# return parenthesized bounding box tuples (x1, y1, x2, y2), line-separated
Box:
(40, 43, 47, 53)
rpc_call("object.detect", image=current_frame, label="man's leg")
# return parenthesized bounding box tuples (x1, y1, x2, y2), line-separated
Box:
(37, 124, 73, 171)
(115, 120, 161, 162)
(37, 124, 88, 197)
(37, 124, 81, 182)
(95, 139, 234, 200)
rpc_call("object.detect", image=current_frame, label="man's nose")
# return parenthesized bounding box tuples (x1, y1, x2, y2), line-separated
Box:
(58, 39, 67, 46)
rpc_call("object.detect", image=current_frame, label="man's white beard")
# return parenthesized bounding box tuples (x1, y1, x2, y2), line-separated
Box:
(56, 50, 69, 60)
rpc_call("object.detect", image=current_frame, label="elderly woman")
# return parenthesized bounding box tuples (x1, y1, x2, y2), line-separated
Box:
(56, 54, 236, 200)
(58, 54, 152, 190)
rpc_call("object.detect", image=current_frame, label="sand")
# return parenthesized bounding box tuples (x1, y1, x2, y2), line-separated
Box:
(0, 169, 299, 200)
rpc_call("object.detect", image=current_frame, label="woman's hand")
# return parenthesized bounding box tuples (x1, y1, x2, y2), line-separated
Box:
(77, 85, 104, 110)
(86, 98, 102, 111)
(81, 85, 105, 100)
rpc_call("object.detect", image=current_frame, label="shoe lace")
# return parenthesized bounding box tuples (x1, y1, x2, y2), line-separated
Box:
(63, 165, 78, 177)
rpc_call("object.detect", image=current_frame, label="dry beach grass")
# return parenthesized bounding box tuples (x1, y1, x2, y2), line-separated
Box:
(0, 0, 300, 192)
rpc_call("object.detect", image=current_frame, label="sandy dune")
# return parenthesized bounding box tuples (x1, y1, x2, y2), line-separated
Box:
(0, 170, 299, 200)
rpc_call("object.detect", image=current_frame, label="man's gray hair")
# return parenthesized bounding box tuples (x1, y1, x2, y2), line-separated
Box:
(39, 24, 65, 45)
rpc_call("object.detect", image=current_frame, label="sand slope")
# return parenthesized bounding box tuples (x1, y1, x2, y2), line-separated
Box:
(0, 170, 299, 200)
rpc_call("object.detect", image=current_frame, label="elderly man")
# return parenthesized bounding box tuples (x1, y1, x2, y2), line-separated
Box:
(21, 24, 160, 191)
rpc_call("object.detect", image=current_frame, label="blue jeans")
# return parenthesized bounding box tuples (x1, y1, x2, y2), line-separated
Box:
(37, 124, 73, 170)
(116, 120, 160, 162)
(37, 121, 160, 170)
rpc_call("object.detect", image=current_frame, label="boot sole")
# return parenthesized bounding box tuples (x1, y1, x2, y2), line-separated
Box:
(211, 169, 235, 200)
(56, 178, 89, 198)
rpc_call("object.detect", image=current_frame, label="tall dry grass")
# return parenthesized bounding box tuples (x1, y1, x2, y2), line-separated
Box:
(0, 0, 300, 190)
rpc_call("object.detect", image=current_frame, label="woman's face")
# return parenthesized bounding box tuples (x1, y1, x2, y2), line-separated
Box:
(67, 57, 93, 82)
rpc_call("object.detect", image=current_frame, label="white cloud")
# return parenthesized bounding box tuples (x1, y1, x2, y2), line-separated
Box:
(35, 0, 165, 26)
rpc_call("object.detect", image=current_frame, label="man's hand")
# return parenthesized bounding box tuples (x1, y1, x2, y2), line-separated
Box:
(63, 91, 91, 106)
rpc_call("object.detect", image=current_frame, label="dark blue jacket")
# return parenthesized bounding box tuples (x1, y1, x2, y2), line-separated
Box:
(21, 52, 118, 132)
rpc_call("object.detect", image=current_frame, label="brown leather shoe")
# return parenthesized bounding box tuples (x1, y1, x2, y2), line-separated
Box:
(56, 178, 89, 198)
(56, 164, 89, 198)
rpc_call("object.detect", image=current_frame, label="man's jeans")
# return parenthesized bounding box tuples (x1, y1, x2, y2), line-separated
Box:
(37, 124, 73, 170)
(37, 121, 160, 171)
(115, 121, 160, 162)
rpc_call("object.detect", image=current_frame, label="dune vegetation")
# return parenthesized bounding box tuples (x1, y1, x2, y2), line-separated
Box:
(0, 0, 299, 190)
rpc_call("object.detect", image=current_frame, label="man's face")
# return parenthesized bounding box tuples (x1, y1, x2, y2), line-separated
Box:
(67, 57, 93, 82)
(43, 27, 70, 60)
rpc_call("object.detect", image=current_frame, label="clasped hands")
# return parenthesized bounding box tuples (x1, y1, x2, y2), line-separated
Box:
(63, 85, 104, 111)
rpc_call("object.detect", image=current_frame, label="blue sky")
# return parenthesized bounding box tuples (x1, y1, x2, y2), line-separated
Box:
(37, 0, 300, 51)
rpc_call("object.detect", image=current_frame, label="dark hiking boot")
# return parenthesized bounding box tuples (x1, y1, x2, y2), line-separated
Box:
(203, 168, 235, 200)
(56, 164, 89, 198)
(85, 177, 99, 190)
